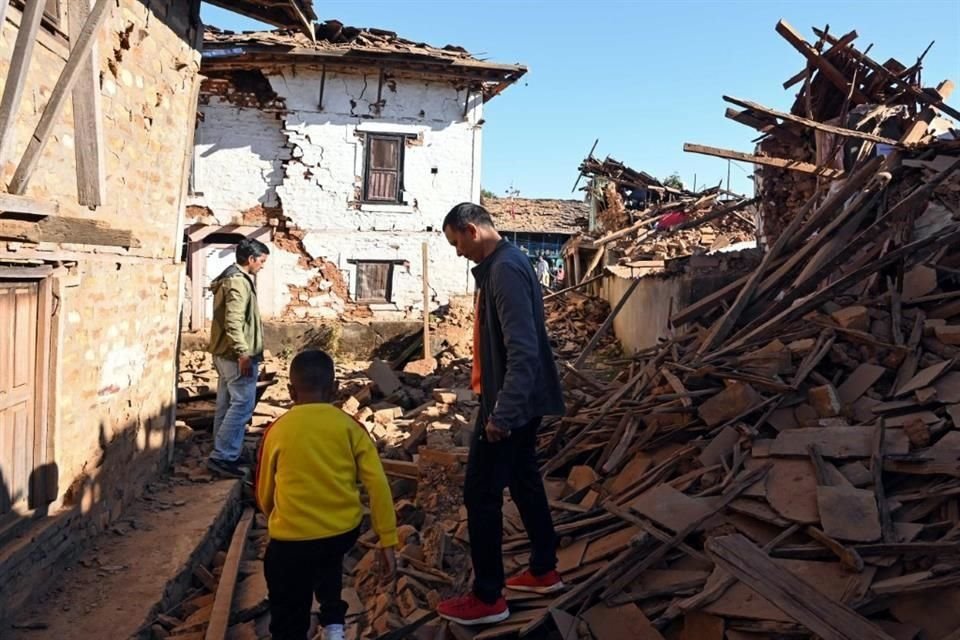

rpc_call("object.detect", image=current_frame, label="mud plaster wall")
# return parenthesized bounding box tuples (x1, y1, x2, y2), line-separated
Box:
(190, 66, 482, 317)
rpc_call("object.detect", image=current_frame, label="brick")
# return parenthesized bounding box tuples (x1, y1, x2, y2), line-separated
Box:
(566, 465, 599, 492)
(432, 389, 458, 404)
(698, 382, 763, 426)
(831, 305, 870, 331)
(934, 325, 960, 345)
(808, 384, 843, 418)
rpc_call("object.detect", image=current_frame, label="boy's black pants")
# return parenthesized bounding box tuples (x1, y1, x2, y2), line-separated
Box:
(264, 526, 360, 639)
(464, 406, 558, 603)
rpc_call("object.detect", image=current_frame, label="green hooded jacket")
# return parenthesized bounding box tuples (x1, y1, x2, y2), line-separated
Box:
(208, 264, 263, 359)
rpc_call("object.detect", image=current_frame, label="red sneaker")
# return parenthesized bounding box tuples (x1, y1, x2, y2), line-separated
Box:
(436, 593, 510, 626)
(505, 569, 566, 594)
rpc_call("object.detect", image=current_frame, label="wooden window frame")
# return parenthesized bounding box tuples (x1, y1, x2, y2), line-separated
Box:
(361, 133, 406, 205)
(350, 260, 399, 304)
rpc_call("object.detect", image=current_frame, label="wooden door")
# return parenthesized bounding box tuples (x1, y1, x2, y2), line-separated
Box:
(0, 282, 39, 516)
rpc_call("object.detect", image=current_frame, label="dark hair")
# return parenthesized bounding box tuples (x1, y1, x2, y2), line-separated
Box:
(442, 202, 494, 232)
(236, 238, 270, 265)
(289, 349, 336, 395)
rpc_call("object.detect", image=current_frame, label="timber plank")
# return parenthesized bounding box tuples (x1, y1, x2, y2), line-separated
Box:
(706, 534, 894, 639)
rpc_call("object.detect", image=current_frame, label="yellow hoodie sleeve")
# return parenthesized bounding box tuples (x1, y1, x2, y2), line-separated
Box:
(255, 428, 277, 518)
(352, 428, 398, 547)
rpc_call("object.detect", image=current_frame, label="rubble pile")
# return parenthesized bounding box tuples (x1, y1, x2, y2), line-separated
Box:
(544, 291, 619, 362)
(465, 21, 960, 640)
(168, 21, 960, 638)
(575, 155, 757, 266)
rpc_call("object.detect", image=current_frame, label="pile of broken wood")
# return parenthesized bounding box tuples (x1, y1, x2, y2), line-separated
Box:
(684, 19, 960, 250)
(396, 22, 960, 640)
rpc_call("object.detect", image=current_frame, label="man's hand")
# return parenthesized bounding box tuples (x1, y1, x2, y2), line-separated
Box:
(485, 419, 510, 442)
(377, 546, 397, 583)
(238, 354, 253, 377)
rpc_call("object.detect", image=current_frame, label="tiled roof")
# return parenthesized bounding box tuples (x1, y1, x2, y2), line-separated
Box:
(202, 22, 527, 92)
(484, 196, 589, 234)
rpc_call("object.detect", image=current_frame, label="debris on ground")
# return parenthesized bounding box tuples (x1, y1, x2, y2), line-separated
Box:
(163, 20, 960, 640)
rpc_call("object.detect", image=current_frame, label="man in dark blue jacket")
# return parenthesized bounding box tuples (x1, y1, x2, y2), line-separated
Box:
(436, 203, 566, 626)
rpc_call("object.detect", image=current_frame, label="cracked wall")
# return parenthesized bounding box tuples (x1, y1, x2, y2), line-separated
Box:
(191, 66, 483, 318)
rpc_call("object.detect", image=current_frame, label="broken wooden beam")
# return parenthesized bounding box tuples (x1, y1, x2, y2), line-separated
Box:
(706, 534, 896, 640)
(683, 143, 844, 178)
(723, 95, 900, 145)
(205, 508, 254, 640)
(775, 19, 871, 105)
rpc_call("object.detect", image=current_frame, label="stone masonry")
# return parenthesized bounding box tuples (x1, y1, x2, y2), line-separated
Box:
(190, 65, 483, 320)
(0, 0, 202, 621)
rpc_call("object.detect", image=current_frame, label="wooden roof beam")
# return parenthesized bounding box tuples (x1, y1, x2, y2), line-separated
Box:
(683, 143, 844, 178)
(723, 95, 901, 145)
(782, 29, 858, 89)
(811, 26, 960, 122)
(0, 216, 139, 248)
(776, 20, 870, 105)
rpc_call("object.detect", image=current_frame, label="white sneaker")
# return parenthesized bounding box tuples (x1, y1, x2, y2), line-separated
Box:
(322, 624, 345, 640)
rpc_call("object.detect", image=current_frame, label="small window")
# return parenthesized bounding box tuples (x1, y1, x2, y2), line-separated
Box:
(363, 134, 404, 203)
(355, 261, 394, 303)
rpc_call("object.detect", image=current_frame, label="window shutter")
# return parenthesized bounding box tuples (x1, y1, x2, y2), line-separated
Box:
(356, 262, 393, 302)
(365, 136, 402, 202)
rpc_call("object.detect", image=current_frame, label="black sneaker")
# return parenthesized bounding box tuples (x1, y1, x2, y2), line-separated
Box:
(206, 458, 247, 479)
(237, 449, 255, 465)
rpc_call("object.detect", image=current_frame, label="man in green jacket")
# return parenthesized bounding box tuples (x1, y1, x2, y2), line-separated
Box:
(207, 238, 269, 478)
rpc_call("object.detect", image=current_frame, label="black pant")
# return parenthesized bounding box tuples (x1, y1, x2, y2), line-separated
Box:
(263, 527, 360, 640)
(464, 406, 558, 603)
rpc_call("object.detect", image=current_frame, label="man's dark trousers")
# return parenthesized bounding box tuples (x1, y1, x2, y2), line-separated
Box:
(464, 405, 558, 603)
(263, 526, 360, 639)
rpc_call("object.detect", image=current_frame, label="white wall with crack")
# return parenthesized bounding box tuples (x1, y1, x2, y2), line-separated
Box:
(190, 66, 482, 320)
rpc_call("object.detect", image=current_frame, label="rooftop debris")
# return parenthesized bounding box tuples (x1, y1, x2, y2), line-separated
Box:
(483, 195, 590, 235)
(201, 21, 527, 101)
(565, 176, 758, 274)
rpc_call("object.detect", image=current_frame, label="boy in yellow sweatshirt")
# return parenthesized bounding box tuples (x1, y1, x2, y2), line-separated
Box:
(256, 349, 398, 640)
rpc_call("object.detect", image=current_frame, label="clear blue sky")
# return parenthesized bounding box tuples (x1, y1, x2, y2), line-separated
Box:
(201, 1, 960, 199)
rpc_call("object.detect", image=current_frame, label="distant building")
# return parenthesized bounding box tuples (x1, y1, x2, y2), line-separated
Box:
(187, 22, 526, 323)
(483, 196, 589, 262)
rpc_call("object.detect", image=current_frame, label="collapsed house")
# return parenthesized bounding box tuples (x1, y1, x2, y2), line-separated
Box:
(0, 0, 314, 622)
(563, 156, 760, 353)
(185, 23, 526, 325)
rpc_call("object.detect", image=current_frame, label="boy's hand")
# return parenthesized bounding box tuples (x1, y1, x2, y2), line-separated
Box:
(378, 546, 397, 582)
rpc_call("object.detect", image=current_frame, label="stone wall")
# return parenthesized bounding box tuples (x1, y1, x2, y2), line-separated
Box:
(190, 66, 482, 319)
(599, 251, 762, 354)
(0, 0, 202, 620)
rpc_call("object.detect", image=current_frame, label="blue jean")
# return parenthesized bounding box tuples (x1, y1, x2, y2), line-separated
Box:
(211, 355, 259, 462)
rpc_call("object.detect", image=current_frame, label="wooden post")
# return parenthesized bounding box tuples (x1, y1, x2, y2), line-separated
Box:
(69, 0, 106, 206)
(422, 242, 430, 361)
(0, 0, 45, 169)
(9, 0, 113, 194)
